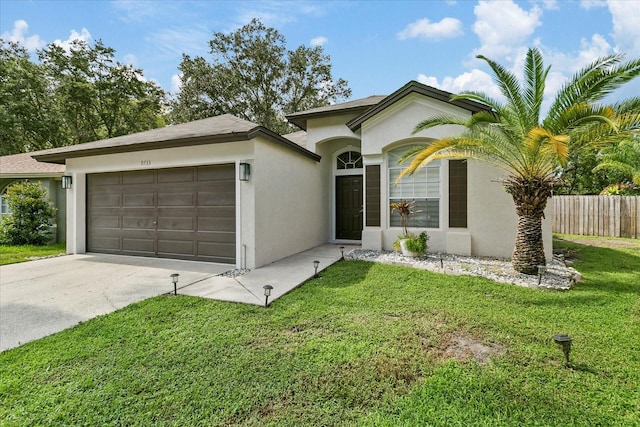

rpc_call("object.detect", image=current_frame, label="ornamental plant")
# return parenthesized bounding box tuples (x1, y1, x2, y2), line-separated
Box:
(0, 181, 56, 245)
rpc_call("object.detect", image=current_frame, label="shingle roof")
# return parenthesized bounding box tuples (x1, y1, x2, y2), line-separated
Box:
(282, 130, 307, 149)
(0, 152, 65, 177)
(286, 96, 387, 130)
(33, 114, 320, 164)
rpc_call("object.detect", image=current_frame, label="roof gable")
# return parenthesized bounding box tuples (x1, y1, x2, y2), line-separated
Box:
(33, 114, 320, 164)
(346, 81, 490, 131)
(285, 96, 386, 130)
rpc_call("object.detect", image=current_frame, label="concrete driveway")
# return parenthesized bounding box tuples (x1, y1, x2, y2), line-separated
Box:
(0, 254, 230, 352)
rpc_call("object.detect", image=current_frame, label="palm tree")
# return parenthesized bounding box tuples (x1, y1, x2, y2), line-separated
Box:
(593, 136, 640, 193)
(398, 48, 640, 274)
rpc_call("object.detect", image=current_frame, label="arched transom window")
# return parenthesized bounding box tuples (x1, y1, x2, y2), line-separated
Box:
(336, 151, 362, 169)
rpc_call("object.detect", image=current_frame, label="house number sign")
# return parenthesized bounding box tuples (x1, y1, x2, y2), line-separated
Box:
(140, 160, 151, 166)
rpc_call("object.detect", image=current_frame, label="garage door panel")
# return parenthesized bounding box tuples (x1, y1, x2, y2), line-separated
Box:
(89, 236, 121, 252)
(198, 190, 235, 206)
(157, 239, 195, 256)
(122, 216, 155, 229)
(198, 241, 235, 259)
(89, 172, 121, 186)
(158, 168, 196, 183)
(90, 215, 121, 229)
(123, 238, 155, 254)
(157, 192, 195, 207)
(122, 170, 155, 184)
(198, 217, 234, 232)
(198, 165, 235, 181)
(123, 193, 154, 207)
(88, 164, 236, 263)
(90, 194, 121, 208)
(157, 216, 194, 230)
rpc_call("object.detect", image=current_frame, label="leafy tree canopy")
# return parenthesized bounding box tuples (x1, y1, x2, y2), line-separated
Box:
(0, 38, 166, 155)
(170, 19, 351, 133)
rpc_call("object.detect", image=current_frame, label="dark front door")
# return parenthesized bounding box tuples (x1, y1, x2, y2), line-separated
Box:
(336, 175, 363, 240)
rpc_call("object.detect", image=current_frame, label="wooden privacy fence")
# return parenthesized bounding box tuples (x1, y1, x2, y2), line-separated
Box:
(553, 195, 640, 238)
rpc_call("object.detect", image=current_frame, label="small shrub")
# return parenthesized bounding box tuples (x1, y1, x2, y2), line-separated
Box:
(0, 181, 57, 246)
(404, 231, 428, 254)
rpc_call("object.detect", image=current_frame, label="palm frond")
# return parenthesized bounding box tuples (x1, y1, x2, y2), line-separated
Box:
(522, 48, 549, 128)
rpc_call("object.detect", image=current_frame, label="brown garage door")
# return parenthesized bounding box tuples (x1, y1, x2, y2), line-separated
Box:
(87, 164, 235, 263)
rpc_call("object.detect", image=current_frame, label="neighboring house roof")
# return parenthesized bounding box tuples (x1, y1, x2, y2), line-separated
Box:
(283, 130, 308, 149)
(286, 96, 387, 131)
(346, 81, 491, 131)
(0, 152, 65, 178)
(33, 114, 321, 164)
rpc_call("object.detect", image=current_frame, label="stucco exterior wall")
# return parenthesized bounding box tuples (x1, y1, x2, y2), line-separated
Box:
(356, 93, 553, 261)
(304, 115, 362, 153)
(467, 160, 553, 260)
(252, 137, 325, 267)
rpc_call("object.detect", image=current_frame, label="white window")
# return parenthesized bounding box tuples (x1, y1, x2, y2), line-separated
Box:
(388, 145, 440, 228)
(0, 184, 13, 219)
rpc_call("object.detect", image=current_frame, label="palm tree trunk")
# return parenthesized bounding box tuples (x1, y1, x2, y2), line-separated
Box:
(512, 212, 546, 274)
(505, 177, 553, 274)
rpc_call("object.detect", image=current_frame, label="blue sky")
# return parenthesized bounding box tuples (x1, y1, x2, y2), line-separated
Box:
(2, 0, 639, 107)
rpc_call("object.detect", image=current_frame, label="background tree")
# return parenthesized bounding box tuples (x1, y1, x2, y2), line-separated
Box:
(170, 19, 351, 133)
(0, 38, 166, 155)
(0, 181, 56, 245)
(592, 135, 640, 194)
(398, 48, 640, 274)
(0, 40, 66, 155)
(40, 39, 166, 145)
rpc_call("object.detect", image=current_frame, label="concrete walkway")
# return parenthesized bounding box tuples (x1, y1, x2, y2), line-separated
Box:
(0, 244, 346, 351)
(179, 243, 346, 304)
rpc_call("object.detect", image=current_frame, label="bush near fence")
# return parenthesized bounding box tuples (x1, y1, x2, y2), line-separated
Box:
(553, 195, 640, 239)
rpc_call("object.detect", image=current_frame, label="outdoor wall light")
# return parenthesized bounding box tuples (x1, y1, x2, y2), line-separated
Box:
(239, 163, 251, 181)
(553, 334, 572, 367)
(263, 284, 273, 308)
(313, 260, 320, 278)
(170, 273, 179, 296)
(537, 265, 547, 285)
(61, 175, 72, 190)
(340, 246, 345, 261)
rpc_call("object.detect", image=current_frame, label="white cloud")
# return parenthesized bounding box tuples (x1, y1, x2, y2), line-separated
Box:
(537, 0, 559, 10)
(418, 68, 503, 100)
(53, 28, 92, 51)
(580, 0, 607, 9)
(472, 0, 542, 58)
(310, 36, 328, 47)
(1, 20, 45, 51)
(608, 0, 640, 56)
(146, 26, 210, 58)
(397, 17, 464, 40)
(171, 74, 182, 93)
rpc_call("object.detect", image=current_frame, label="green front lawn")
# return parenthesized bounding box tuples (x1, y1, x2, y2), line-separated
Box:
(1, 236, 639, 426)
(0, 242, 66, 265)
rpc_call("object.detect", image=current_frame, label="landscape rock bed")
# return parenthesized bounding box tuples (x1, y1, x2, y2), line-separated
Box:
(345, 249, 581, 290)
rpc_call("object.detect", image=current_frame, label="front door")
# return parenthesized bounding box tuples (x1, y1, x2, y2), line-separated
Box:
(336, 175, 363, 240)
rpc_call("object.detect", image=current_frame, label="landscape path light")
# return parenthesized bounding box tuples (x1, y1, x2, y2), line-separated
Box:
(553, 334, 572, 367)
(313, 260, 320, 278)
(537, 265, 547, 285)
(340, 246, 345, 261)
(170, 273, 179, 295)
(263, 284, 273, 308)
